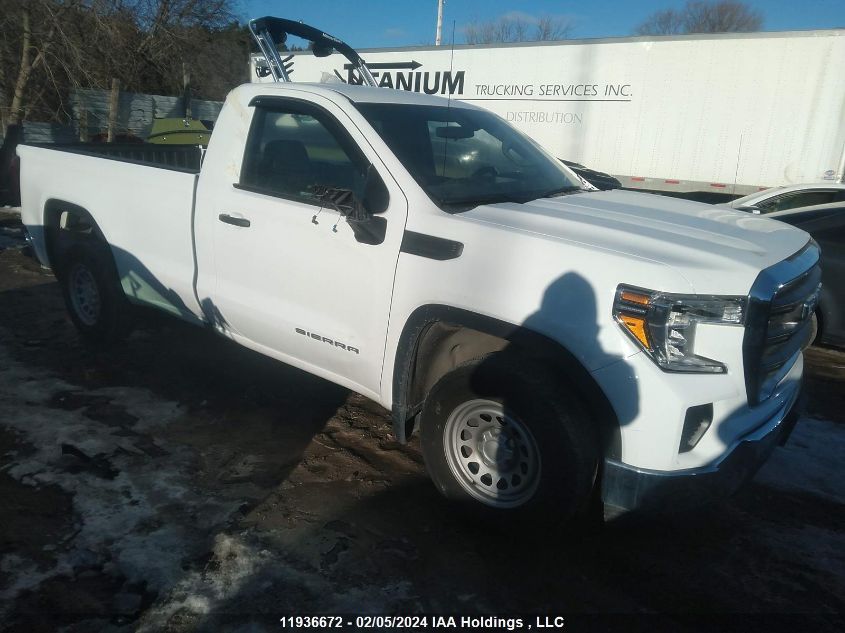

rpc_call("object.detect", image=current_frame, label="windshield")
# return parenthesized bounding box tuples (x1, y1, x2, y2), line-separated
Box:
(355, 103, 582, 211)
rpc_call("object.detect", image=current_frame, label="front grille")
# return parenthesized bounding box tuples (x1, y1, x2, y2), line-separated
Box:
(743, 242, 821, 406)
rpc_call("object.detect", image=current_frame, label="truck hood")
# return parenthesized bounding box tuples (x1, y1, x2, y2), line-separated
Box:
(463, 189, 811, 295)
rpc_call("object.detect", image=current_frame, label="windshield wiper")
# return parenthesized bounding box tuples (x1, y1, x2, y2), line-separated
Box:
(538, 186, 582, 198)
(440, 186, 583, 212)
(440, 193, 529, 212)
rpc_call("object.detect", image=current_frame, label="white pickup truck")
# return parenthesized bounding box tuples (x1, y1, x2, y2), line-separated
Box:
(17, 18, 820, 522)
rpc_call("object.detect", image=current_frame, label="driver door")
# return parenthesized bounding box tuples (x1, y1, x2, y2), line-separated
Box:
(206, 95, 407, 398)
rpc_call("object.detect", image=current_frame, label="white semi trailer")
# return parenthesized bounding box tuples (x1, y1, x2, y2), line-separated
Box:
(252, 29, 845, 196)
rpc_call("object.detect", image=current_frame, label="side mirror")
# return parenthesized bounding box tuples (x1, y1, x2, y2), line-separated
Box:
(312, 165, 388, 245)
(359, 163, 389, 214)
(347, 165, 388, 245)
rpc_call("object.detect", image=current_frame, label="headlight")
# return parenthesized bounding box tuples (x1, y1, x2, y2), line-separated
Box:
(613, 285, 745, 373)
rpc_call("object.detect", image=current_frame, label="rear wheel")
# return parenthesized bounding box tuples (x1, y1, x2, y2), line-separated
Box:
(59, 245, 133, 344)
(420, 353, 599, 523)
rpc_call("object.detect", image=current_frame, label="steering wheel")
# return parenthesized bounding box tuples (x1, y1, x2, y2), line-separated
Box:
(470, 165, 498, 182)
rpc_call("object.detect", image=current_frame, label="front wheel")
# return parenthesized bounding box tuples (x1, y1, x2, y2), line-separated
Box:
(420, 353, 599, 523)
(59, 246, 133, 344)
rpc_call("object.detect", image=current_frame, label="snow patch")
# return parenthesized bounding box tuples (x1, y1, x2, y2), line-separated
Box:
(0, 336, 240, 614)
(136, 531, 414, 631)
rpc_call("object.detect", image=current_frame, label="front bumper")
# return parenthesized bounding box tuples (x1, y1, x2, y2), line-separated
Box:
(601, 388, 802, 515)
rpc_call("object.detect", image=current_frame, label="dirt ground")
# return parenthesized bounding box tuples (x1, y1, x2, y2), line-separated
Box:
(0, 211, 843, 632)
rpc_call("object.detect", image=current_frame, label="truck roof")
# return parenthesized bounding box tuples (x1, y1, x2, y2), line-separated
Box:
(236, 81, 478, 109)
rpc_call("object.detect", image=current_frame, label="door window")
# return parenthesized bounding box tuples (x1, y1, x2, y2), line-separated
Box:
(758, 190, 841, 213)
(240, 102, 369, 205)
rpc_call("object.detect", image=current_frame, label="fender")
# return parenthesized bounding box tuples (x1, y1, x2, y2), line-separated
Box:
(391, 304, 621, 458)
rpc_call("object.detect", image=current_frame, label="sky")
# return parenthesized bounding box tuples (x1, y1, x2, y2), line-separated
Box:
(241, 0, 845, 49)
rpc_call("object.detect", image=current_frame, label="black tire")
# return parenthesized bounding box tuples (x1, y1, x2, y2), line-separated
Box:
(420, 352, 599, 524)
(58, 244, 133, 344)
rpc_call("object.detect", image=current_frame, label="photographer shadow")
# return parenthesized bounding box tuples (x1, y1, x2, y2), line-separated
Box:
(466, 271, 640, 522)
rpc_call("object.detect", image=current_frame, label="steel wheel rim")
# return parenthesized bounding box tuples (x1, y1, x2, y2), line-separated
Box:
(69, 264, 101, 326)
(443, 398, 541, 508)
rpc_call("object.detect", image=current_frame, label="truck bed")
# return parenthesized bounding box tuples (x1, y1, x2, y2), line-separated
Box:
(17, 143, 205, 322)
(24, 142, 202, 173)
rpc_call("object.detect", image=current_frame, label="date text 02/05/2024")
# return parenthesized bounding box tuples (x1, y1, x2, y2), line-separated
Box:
(278, 615, 567, 629)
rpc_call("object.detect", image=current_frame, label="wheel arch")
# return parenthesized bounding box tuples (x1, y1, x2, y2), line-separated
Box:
(42, 199, 109, 271)
(391, 304, 622, 459)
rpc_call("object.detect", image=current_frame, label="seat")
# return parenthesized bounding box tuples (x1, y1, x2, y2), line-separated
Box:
(258, 139, 314, 196)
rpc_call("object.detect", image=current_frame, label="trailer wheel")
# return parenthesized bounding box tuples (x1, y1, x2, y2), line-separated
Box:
(420, 353, 599, 523)
(59, 246, 133, 344)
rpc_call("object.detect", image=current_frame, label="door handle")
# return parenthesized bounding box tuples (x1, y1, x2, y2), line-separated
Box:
(219, 213, 251, 228)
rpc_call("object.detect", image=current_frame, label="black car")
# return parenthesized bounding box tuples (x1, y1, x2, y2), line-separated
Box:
(769, 202, 845, 347)
(559, 159, 622, 191)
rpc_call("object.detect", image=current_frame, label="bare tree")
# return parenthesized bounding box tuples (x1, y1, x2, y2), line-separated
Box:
(634, 8, 685, 36)
(684, 1, 763, 32)
(0, 0, 242, 129)
(7, 4, 34, 126)
(536, 16, 572, 41)
(635, 1, 763, 35)
(5, 1, 72, 125)
(464, 13, 573, 44)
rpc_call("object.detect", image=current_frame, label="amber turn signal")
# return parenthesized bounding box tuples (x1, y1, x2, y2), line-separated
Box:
(619, 290, 650, 305)
(619, 314, 651, 350)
